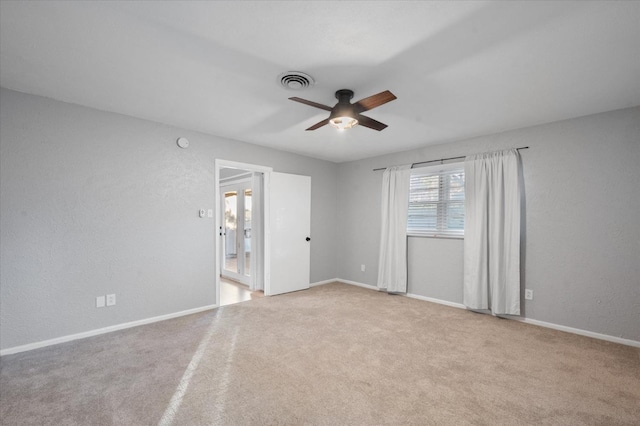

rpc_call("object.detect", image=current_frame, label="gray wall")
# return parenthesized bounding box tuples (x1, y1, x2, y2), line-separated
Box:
(0, 88, 338, 350)
(337, 107, 640, 341)
(2, 86, 638, 350)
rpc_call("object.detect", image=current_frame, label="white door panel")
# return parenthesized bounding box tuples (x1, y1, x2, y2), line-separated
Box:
(267, 172, 311, 296)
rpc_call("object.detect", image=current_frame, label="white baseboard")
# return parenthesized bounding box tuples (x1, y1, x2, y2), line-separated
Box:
(309, 279, 338, 287)
(5, 281, 638, 355)
(0, 304, 218, 357)
(336, 278, 379, 291)
(405, 292, 466, 309)
(336, 278, 640, 348)
(512, 317, 640, 348)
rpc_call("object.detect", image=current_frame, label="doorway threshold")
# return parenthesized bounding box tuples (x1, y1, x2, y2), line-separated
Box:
(220, 277, 264, 307)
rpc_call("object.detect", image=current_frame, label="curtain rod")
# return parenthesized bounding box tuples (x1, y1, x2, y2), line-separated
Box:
(372, 146, 529, 171)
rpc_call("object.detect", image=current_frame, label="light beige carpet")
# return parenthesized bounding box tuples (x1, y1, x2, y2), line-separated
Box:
(1, 282, 638, 425)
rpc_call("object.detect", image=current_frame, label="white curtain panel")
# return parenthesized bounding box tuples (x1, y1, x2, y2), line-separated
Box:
(377, 165, 412, 293)
(464, 149, 521, 315)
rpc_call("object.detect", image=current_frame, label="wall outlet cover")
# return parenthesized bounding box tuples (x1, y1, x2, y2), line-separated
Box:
(524, 289, 533, 300)
(96, 296, 105, 308)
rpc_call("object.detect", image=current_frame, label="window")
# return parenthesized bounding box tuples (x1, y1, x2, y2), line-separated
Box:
(407, 162, 465, 237)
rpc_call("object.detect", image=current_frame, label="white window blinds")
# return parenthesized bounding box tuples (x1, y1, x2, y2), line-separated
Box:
(407, 162, 465, 237)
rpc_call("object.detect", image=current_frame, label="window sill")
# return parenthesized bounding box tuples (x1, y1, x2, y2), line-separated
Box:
(407, 233, 464, 240)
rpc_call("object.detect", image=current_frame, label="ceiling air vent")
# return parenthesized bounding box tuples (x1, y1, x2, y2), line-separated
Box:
(278, 71, 315, 90)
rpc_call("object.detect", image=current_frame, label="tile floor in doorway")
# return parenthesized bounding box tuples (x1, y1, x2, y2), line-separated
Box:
(220, 277, 264, 306)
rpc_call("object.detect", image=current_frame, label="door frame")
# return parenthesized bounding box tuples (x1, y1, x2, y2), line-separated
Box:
(215, 160, 273, 306)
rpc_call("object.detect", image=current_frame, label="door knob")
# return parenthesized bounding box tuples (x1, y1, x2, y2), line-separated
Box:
(306, 237, 311, 241)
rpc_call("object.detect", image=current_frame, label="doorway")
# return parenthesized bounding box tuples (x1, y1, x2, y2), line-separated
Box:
(218, 166, 264, 306)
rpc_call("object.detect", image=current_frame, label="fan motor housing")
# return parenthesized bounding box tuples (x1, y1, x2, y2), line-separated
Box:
(330, 89, 357, 119)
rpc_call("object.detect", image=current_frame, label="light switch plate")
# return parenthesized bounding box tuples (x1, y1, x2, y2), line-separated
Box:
(106, 294, 116, 306)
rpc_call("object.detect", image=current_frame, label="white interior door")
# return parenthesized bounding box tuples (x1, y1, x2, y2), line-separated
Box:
(267, 172, 311, 296)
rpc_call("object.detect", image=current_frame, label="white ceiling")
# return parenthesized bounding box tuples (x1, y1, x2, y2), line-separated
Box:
(1, 1, 639, 163)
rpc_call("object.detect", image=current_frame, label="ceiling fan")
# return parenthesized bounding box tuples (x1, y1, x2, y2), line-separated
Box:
(289, 89, 397, 131)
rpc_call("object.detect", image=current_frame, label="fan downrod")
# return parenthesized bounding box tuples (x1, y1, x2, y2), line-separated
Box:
(335, 89, 354, 103)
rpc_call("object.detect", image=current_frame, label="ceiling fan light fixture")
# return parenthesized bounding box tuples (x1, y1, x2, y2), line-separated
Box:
(329, 116, 358, 130)
(289, 88, 395, 131)
(329, 92, 358, 130)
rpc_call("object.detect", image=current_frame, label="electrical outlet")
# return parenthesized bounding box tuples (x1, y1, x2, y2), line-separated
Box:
(361, 264, 366, 272)
(106, 294, 116, 306)
(524, 289, 533, 300)
(96, 296, 105, 308)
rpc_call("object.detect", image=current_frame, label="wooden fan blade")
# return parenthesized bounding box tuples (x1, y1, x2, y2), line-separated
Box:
(289, 97, 333, 112)
(353, 90, 397, 113)
(306, 118, 330, 131)
(356, 114, 388, 131)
